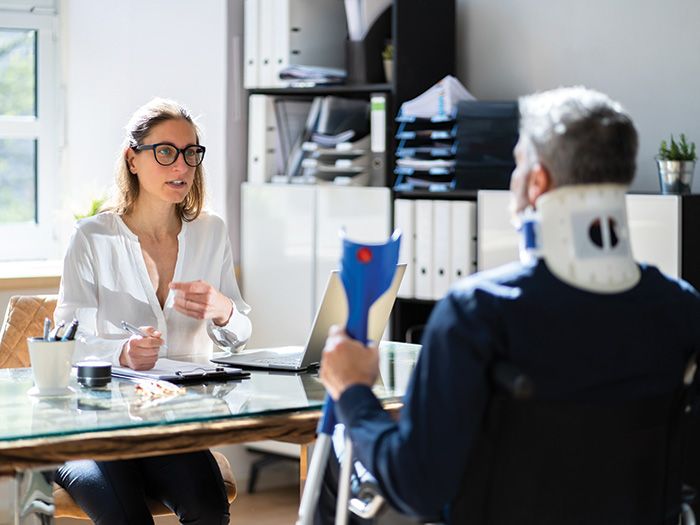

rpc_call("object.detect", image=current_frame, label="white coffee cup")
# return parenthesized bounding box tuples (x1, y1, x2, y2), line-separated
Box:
(27, 337, 76, 396)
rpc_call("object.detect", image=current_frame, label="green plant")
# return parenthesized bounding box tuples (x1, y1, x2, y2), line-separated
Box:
(74, 195, 106, 220)
(658, 133, 697, 162)
(382, 44, 394, 61)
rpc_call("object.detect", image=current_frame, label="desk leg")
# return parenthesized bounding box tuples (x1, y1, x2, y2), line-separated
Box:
(300, 443, 314, 498)
(10, 468, 55, 525)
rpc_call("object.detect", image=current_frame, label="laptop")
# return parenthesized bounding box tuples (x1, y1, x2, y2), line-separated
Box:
(211, 264, 407, 371)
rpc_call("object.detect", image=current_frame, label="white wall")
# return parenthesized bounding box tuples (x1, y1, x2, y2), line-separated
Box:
(456, 0, 700, 194)
(58, 0, 229, 252)
(50, 0, 700, 255)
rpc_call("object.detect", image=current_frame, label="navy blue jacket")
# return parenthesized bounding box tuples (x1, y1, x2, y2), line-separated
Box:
(335, 260, 700, 519)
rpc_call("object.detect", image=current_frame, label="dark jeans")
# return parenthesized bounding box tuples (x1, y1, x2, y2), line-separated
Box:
(54, 450, 229, 525)
(314, 447, 373, 525)
(314, 435, 425, 525)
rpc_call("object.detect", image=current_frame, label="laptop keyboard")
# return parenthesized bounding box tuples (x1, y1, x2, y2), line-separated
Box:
(252, 356, 300, 366)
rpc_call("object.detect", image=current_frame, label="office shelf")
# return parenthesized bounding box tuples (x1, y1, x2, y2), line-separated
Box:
(245, 0, 456, 188)
(248, 83, 392, 96)
(394, 189, 479, 200)
(242, 0, 456, 346)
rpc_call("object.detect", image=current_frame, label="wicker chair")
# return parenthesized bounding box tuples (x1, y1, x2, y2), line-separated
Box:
(0, 294, 237, 519)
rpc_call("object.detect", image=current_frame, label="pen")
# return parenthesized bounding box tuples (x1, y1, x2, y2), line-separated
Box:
(43, 317, 52, 340)
(48, 321, 65, 341)
(121, 320, 168, 349)
(61, 319, 79, 341)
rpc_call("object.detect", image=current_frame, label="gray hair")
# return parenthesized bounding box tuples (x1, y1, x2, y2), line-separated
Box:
(518, 87, 638, 187)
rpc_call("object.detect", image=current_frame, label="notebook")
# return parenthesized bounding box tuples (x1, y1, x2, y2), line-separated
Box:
(211, 264, 407, 371)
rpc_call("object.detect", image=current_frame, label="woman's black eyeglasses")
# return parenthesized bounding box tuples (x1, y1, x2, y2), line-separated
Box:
(133, 143, 206, 167)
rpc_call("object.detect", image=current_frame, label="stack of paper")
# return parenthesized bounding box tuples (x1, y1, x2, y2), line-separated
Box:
(396, 158, 455, 170)
(391, 75, 480, 191)
(400, 75, 476, 119)
(300, 135, 372, 186)
(311, 130, 356, 147)
(279, 65, 346, 86)
(278, 96, 373, 185)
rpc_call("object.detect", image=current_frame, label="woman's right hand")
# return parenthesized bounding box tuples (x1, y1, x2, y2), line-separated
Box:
(119, 326, 164, 370)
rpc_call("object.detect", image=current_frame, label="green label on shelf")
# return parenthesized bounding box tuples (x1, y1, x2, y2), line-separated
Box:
(372, 99, 386, 111)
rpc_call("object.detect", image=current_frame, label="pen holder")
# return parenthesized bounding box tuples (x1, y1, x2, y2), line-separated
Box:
(27, 337, 75, 396)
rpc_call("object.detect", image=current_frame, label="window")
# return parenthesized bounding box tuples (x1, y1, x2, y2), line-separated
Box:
(0, 4, 59, 261)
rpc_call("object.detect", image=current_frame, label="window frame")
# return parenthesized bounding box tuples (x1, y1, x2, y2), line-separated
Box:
(0, 9, 59, 261)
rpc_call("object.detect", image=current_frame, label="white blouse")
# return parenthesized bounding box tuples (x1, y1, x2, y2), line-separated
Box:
(55, 211, 252, 365)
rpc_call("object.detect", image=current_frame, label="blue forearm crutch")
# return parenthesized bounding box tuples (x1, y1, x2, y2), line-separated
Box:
(296, 229, 401, 525)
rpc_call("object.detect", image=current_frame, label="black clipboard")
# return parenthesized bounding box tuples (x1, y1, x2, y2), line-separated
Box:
(112, 358, 250, 384)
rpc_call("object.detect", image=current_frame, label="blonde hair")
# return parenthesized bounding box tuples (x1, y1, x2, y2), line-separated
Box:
(102, 97, 207, 221)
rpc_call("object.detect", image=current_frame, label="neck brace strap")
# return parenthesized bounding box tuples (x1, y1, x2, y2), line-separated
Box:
(518, 184, 640, 294)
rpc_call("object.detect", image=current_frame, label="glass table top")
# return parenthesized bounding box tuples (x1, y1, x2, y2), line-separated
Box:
(0, 341, 420, 443)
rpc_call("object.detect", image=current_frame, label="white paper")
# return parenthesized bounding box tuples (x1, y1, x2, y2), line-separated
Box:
(400, 75, 477, 119)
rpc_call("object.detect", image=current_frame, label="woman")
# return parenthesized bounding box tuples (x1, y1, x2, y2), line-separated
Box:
(54, 98, 250, 524)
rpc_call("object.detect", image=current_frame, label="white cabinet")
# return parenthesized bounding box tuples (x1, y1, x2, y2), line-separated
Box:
(314, 186, 393, 304)
(626, 195, 681, 279)
(477, 190, 697, 283)
(241, 183, 391, 349)
(477, 190, 518, 271)
(241, 183, 314, 349)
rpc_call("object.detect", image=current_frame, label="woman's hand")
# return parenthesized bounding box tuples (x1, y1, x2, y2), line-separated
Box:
(319, 325, 380, 401)
(169, 280, 233, 326)
(120, 326, 164, 370)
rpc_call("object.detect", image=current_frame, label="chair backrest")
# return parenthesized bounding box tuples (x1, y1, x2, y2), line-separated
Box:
(0, 295, 58, 369)
(452, 362, 694, 525)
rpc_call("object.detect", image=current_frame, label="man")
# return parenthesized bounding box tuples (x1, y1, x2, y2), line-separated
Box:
(318, 87, 700, 522)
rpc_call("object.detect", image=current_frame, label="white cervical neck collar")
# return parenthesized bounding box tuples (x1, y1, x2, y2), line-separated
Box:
(517, 183, 640, 294)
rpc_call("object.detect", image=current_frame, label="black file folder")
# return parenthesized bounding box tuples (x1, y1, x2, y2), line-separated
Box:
(112, 358, 250, 383)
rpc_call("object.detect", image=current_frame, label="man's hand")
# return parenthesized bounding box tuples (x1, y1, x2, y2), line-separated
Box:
(169, 280, 233, 326)
(120, 326, 163, 370)
(319, 325, 380, 400)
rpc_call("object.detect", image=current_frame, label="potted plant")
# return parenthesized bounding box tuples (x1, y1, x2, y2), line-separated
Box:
(382, 44, 393, 84)
(74, 195, 106, 220)
(656, 133, 697, 194)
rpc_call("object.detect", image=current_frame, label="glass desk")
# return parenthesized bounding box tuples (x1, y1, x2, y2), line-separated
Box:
(0, 341, 420, 524)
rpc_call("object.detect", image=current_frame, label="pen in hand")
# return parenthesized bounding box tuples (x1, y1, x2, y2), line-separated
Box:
(121, 320, 168, 350)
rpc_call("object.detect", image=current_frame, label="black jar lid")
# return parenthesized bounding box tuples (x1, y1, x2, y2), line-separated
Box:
(76, 361, 112, 388)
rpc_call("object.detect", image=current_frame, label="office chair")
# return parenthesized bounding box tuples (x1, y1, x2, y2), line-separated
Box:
(452, 361, 697, 525)
(346, 361, 697, 525)
(0, 294, 237, 519)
